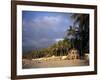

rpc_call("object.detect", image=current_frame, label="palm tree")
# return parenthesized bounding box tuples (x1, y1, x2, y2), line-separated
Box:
(67, 25, 77, 48)
(71, 14, 89, 57)
(63, 39, 71, 55)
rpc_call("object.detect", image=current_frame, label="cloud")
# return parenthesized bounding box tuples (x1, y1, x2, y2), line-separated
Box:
(23, 38, 56, 52)
(29, 16, 63, 29)
(22, 12, 74, 53)
(22, 15, 67, 39)
(55, 38, 64, 42)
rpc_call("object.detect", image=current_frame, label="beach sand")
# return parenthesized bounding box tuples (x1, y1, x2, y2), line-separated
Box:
(22, 58, 89, 69)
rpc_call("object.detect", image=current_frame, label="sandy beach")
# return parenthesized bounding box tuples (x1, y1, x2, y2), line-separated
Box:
(22, 57, 89, 69)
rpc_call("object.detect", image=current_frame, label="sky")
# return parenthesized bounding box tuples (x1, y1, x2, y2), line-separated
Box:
(22, 11, 74, 53)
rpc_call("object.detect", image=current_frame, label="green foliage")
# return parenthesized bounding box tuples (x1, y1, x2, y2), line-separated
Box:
(70, 14, 89, 56)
